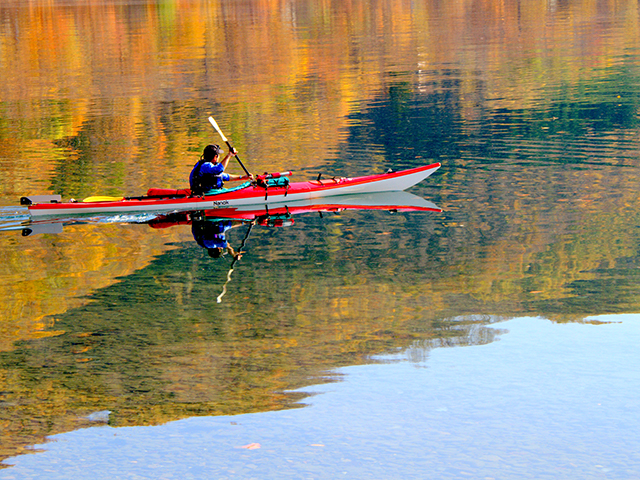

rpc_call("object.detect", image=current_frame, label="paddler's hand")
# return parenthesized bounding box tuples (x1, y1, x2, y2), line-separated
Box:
(230, 147, 238, 156)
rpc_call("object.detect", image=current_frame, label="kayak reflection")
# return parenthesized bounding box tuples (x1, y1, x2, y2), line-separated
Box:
(155, 191, 440, 251)
(142, 191, 441, 302)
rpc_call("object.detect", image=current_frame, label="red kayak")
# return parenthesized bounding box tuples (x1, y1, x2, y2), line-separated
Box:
(22, 163, 441, 218)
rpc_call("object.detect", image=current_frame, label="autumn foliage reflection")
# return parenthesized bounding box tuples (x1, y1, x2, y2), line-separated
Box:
(1, 0, 640, 468)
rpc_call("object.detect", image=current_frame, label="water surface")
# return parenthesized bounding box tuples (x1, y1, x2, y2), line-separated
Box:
(1, 0, 640, 476)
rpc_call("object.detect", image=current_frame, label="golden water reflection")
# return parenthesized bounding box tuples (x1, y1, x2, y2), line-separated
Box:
(2, 0, 638, 196)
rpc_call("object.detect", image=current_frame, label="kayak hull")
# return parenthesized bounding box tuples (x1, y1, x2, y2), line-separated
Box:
(27, 163, 441, 217)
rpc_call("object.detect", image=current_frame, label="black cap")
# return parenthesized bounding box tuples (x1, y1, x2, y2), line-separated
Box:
(203, 144, 223, 160)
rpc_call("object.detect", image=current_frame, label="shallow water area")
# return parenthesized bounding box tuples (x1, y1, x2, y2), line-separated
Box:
(2, 316, 639, 479)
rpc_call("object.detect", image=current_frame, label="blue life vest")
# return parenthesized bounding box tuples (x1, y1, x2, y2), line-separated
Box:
(189, 161, 229, 195)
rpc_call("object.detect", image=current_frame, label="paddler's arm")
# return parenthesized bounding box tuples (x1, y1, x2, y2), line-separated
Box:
(226, 245, 243, 260)
(219, 148, 235, 170)
(221, 148, 254, 182)
(226, 173, 254, 182)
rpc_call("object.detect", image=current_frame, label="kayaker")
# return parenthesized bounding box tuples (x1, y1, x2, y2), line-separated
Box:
(189, 144, 253, 195)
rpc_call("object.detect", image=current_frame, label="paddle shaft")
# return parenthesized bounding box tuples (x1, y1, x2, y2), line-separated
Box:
(208, 116, 251, 177)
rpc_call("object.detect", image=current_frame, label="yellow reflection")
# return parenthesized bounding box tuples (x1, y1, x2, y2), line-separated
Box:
(0, 224, 193, 351)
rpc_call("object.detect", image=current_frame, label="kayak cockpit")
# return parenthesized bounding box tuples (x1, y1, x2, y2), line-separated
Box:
(145, 181, 253, 199)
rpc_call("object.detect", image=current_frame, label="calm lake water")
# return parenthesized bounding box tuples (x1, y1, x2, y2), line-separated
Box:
(1, 0, 640, 478)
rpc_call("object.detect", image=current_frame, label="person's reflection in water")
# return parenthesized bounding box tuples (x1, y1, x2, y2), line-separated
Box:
(191, 215, 249, 259)
(189, 214, 256, 304)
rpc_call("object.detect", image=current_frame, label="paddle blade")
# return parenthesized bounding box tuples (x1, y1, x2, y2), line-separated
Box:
(208, 116, 228, 143)
(82, 195, 124, 203)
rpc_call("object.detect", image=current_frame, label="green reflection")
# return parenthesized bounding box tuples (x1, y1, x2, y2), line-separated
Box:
(0, 212, 498, 463)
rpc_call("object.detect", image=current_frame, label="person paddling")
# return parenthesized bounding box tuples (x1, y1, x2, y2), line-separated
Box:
(190, 144, 253, 195)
